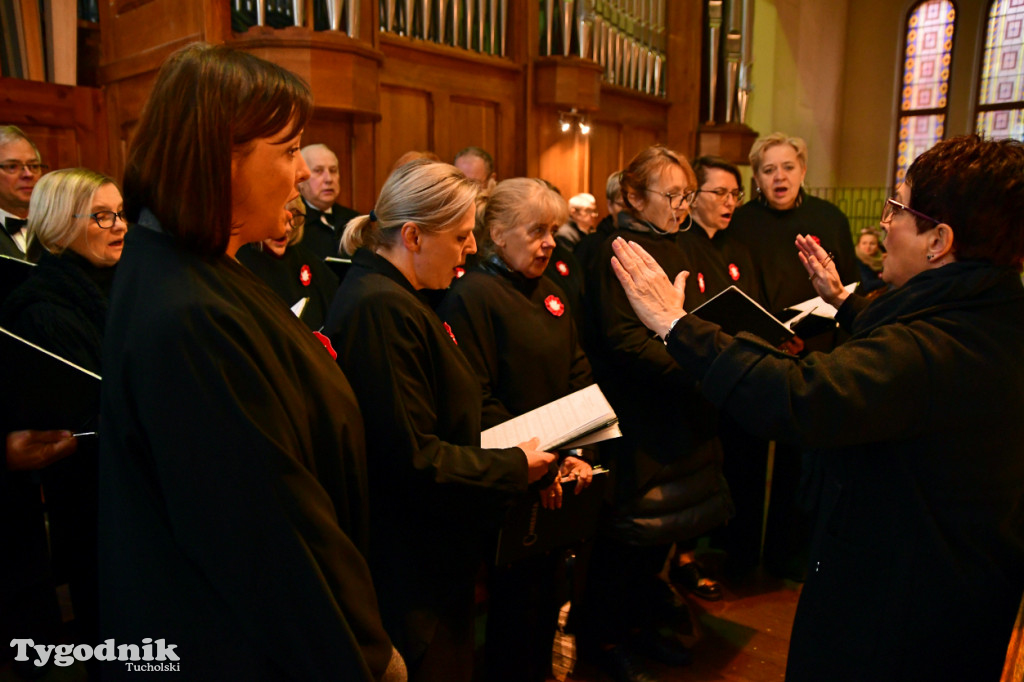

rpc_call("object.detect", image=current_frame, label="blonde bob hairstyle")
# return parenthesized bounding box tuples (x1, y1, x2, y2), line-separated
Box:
(28, 168, 116, 254)
(480, 178, 568, 259)
(748, 132, 808, 173)
(341, 159, 478, 255)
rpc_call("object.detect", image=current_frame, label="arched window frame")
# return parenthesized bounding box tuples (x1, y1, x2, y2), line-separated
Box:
(893, 0, 959, 185)
(974, 0, 1024, 140)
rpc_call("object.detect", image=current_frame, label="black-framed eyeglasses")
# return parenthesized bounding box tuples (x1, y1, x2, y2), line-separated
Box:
(288, 210, 306, 229)
(0, 162, 49, 176)
(73, 210, 127, 229)
(645, 187, 698, 209)
(881, 198, 941, 226)
(697, 187, 745, 202)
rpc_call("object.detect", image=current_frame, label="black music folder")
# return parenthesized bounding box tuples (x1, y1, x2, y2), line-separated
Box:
(0, 326, 101, 431)
(690, 285, 795, 347)
(0, 254, 35, 306)
(495, 469, 608, 565)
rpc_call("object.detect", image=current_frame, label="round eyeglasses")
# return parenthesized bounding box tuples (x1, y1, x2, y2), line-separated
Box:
(645, 188, 698, 209)
(73, 210, 127, 229)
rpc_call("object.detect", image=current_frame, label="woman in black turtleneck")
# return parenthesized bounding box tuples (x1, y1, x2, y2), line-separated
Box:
(0, 168, 126, 651)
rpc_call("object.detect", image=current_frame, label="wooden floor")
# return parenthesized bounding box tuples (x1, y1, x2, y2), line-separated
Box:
(562, 569, 802, 682)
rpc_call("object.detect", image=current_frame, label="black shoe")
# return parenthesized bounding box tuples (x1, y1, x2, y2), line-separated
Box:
(630, 630, 692, 667)
(598, 645, 661, 682)
(669, 561, 723, 601)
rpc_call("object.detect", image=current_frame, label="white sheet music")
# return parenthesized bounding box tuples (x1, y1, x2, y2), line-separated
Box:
(480, 384, 619, 451)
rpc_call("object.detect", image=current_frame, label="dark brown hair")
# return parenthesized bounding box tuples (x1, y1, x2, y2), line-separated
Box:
(619, 145, 695, 215)
(123, 43, 313, 258)
(693, 155, 742, 189)
(906, 135, 1024, 269)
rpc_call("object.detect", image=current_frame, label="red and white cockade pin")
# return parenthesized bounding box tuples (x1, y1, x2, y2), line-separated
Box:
(299, 264, 312, 287)
(443, 322, 458, 345)
(454, 266, 466, 278)
(545, 294, 565, 317)
(697, 272, 706, 293)
(728, 263, 741, 281)
(555, 260, 570, 276)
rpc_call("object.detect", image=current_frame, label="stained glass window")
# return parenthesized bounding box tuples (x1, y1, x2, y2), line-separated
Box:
(975, 0, 1024, 140)
(894, 0, 956, 184)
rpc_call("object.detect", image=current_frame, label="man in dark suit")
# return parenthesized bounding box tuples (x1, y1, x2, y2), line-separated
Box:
(298, 144, 359, 259)
(0, 126, 46, 261)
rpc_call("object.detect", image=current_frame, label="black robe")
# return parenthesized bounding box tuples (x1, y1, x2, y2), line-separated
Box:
(728, 193, 858, 313)
(440, 256, 592, 428)
(583, 215, 732, 543)
(323, 248, 528, 676)
(99, 218, 393, 680)
(0, 249, 112, 645)
(675, 222, 765, 309)
(664, 260, 1024, 681)
(236, 242, 339, 331)
(301, 199, 360, 260)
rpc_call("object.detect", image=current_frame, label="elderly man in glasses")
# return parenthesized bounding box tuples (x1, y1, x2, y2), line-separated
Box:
(0, 126, 48, 261)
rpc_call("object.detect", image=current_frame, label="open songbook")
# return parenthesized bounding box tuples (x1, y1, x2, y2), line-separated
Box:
(0, 326, 101, 431)
(480, 383, 621, 451)
(690, 286, 795, 346)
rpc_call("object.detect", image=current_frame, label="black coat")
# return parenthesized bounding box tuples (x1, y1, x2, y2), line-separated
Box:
(301, 200, 360, 260)
(584, 215, 733, 545)
(0, 249, 111, 641)
(323, 249, 528, 670)
(675, 223, 765, 308)
(438, 254, 592, 428)
(728, 193, 859, 313)
(236, 242, 339, 331)
(665, 260, 1024, 681)
(99, 219, 393, 680)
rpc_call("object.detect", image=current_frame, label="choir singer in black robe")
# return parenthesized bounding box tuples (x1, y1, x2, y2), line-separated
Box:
(98, 44, 402, 681)
(438, 177, 594, 682)
(323, 160, 557, 681)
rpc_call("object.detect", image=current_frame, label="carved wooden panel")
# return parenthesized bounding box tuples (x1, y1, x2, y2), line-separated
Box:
(0, 76, 110, 175)
(449, 96, 499, 165)
(376, 85, 433, 191)
(588, 120, 624, 215)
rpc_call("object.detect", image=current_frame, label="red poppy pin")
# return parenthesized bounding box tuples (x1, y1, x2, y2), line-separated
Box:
(311, 331, 337, 360)
(729, 263, 741, 281)
(809, 235, 821, 246)
(299, 264, 312, 287)
(545, 295, 565, 317)
(444, 322, 458, 345)
(555, 260, 569, 276)
(454, 266, 466, 278)
(697, 273, 706, 293)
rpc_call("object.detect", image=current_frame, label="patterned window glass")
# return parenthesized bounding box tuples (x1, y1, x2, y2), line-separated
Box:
(894, 0, 956, 184)
(976, 0, 1024, 140)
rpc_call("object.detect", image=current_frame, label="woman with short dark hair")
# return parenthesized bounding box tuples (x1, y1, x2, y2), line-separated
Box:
(611, 134, 1024, 682)
(99, 44, 400, 680)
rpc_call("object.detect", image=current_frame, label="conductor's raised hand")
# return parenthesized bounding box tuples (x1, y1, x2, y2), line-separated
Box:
(796, 234, 849, 308)
(519, 437, 558, 483)
(610, 237, 688, 338)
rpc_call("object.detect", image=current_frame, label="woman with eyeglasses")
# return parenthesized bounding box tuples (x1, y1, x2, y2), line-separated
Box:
(610, 135, 1024, 682)
(0, 167, 126, 656)
(577, 145, 733, 679)
(729, 132, 858, 315)
(96, 45, 402, 680)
